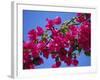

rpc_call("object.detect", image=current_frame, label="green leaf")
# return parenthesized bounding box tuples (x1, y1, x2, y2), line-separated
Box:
(33, 57, 40, 65)
(41, 33, 48, 41)
(60, 25, 68, 34)
(84, 51, 91, 56)
(78, 48, 82, 53)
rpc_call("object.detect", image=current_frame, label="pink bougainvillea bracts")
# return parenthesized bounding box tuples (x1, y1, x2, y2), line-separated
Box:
(23, 13, 91, 69)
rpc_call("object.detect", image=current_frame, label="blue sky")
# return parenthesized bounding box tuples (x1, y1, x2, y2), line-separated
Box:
(23, 10, 91, 68)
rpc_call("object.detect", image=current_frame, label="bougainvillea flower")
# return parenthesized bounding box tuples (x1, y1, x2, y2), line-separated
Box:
(23, 52, 35, 69)
(45, 16, 61, 30)
(23, 41, 34, 49)
(72, 59, 79, 66)
(51, 54, 57, 59)
(36, 26, 44, 36)
(28, 29, 37, 41)
(45, 18, 54, 30)
(33, 57, 44, 65)
(23, 52, 30, 61)
(69, 25, 79, 37)
(59, 52, 67, 61)
(78, 21, 91, 54)
(51, 29, 59, 36)
(37, 57, 44, 65)
(37, 41, 45, 50)
(76, 13, 86, 22)
(53, 16, 61, 25)
(76, 13, 91, 23)
(85, 13, 91, 20)
(23, 62, 35, 69)
(65, 32, 75, 46)
(64, 57, 72, 66)
(48, 39, 60, 52)
(52, 61, 61, 68)
(31, 44, 40, 58)
(42, 48, 50, 59)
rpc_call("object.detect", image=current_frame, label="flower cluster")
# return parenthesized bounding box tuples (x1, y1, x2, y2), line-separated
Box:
(23, 13, 91, 69)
